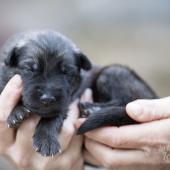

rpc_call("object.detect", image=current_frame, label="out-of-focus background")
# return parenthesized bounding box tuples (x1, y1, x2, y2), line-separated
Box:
(0, 0, 170, 170)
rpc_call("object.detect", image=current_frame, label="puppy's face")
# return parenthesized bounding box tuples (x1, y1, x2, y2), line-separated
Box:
(3, 31, 91, 117)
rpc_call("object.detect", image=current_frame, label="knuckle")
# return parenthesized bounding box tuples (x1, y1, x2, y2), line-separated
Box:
(157, 144, 170, 164)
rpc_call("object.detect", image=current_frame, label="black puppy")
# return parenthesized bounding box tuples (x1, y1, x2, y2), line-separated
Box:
(0, 30, 91, 156)
(0, 30, 157, 156)
(77, 64, 157, 134)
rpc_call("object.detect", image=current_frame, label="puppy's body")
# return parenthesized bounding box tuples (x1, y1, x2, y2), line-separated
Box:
(77, 65, 157, 134)
(0, 30, 157, 156)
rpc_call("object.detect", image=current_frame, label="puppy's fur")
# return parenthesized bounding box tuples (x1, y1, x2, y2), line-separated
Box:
(77, 65, 157, 134)
(0, 30, 157, 156)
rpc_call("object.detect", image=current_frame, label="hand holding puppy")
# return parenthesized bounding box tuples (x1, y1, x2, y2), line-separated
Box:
(76, 90, 170, 170)
(0, 75, 84, 170)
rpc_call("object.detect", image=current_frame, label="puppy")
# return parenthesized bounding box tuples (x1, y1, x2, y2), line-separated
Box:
(0, 30, 157, 156)
(0, 30, 91, 156)
(77, 65, 157, 134)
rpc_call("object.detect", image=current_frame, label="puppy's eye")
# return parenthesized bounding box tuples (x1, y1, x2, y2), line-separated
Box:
(20, 64, 38, 72)
(22, 66, 33, 72)
(62, 65, 77, 75)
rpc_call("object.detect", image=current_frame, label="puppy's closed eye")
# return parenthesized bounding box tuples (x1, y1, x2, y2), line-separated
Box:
(19, 61, 39, 73)
(61, 65, 78, 75)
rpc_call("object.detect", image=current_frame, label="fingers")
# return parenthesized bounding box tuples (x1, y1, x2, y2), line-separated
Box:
(0, 75, 22, 121)
(83, 149, 101, 166)
(59, 99, 80, 151)
(83, 126, 140, 149)
(59, 89, 93, 152)
(65, 99, 80, 125)
(58, 135, 83, 170)
(61, 135, 83, 163)
(16, 115, 40, 146)
(0, 75, 22, 151)
(6, 116, 40, 168)
(80, 88, 93, 103)
(85, 138, 146, 169)
(126, 97, 170, 122)
(83, 117, 170, 149)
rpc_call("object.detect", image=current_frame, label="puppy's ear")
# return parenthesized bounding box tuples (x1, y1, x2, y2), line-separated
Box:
(4, 47, 18, 66)
(75, 52, 92, 71)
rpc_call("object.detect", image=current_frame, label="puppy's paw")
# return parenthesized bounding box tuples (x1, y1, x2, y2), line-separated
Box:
(7, 106, 30, 128)
(33, 131, 61, 157)
(77, 114, 103, 134)
(79, 102, 101, 118)
(77, 118, 94, 134)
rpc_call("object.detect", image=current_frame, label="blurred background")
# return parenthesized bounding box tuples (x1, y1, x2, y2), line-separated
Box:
(0, 0, 170, 169)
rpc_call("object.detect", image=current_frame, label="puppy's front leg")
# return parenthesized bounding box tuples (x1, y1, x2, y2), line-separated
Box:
(33, 114, 66, 156)
(7, 105, 31, 128)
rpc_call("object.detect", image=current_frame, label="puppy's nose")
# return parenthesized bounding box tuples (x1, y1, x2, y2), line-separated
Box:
(40, 94, 56, 105)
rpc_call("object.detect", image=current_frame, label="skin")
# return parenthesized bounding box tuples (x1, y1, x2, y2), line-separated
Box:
(0, 75, 90, 170)
(76, 90, 170, 170)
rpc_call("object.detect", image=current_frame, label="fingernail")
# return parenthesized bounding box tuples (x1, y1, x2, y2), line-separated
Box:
(126, 103, 142, 117)
(10, 75, 22, 88)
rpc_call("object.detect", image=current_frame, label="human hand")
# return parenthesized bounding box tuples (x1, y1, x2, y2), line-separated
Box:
(76, 94, 170, 170)
(0, 75, 84, 170)
(126, 97, 170, 122)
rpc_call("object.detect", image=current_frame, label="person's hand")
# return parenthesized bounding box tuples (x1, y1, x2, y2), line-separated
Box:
(76, 92, 170, 170)
(126, 97, 170, 122)
(0, 75, 85, 170)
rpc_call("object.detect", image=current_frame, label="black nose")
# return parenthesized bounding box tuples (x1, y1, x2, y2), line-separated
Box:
(40, 94, 56, 105)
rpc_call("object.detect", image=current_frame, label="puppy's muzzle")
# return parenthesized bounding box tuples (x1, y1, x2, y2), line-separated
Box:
(40, 94, 56, 106)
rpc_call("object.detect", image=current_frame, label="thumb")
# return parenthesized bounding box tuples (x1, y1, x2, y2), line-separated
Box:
(126, 97, 170, 122)
(0, 75, 22, 121)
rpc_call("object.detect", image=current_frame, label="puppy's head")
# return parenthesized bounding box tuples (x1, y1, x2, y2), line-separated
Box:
(3, 30, 91, 117)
